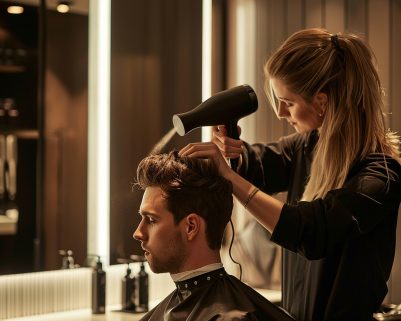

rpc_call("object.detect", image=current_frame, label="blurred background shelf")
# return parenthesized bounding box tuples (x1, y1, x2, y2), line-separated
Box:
(0, 129, 39, 139)
(0, 65, 26, 73)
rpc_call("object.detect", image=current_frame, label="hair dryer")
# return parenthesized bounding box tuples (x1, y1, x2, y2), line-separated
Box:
(172, 84, 258, 169)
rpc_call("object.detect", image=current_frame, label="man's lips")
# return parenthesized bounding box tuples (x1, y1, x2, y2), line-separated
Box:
(141, 246, 150, 255)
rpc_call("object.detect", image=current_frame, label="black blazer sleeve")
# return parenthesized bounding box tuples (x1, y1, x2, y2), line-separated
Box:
(239, 132, 309, 195)
(271, 156, 401, 260)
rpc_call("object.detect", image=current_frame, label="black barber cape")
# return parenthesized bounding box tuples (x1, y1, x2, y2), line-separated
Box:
(139, 268, 294, 321)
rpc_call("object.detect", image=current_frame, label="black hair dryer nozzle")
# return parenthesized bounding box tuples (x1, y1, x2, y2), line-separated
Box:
(172, 84, 258, 169)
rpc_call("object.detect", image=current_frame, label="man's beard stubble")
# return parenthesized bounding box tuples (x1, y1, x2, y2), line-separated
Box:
(147, 230, 188, 274)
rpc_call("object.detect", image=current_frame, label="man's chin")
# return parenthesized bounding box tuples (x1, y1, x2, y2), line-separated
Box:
(148, 265, 169, 274)
(145, 257, 167, 274)
(147, 260, 180, 274)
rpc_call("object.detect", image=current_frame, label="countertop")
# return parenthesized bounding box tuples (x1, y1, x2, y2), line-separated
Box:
(2, 307, 146, 321)
(3, 290, 281, 321)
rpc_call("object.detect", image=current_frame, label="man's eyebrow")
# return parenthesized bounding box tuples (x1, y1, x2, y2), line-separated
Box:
(138, 210, 158, 217)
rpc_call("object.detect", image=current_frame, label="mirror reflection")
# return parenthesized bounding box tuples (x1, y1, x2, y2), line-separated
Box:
(0, 0, 202, 275)
(0, 0, 89, 274)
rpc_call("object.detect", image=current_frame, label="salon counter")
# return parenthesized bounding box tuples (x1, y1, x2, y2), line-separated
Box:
(2, 308, 145, 321)
(2, 290, 281, 321)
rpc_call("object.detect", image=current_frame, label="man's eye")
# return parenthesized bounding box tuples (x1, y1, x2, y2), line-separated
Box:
(146, 217, 156, 224)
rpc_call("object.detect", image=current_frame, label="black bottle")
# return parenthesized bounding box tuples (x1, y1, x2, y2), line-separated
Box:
(134, 261, 149, 312)
(92, 256, 106, 314)
(121, 262, 135, 311)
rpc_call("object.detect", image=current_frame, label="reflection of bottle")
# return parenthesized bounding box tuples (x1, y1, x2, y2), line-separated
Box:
(5, 135, 17, 200)
(134, 261, 148, 313)
(4, 47, 14, 65)
(59, 249, 75, 269)
(0, 135, 5, 202)
(92, 256, 106, 314)
(0, 99, 6, 124)
(14, 48, 27, 66)
(0, 45, 4, 65)
(3, 98, 19, 126)
(121, 262, 135, 311)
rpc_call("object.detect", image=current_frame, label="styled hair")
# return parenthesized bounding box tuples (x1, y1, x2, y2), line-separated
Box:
(136, 151, 233, 250)
(264, 28, 401, 200)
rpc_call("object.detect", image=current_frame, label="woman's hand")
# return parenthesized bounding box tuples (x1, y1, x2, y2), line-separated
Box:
(179, 131, 283, 233)
(179, 141, 234, 180)
(212, 126, 243, 160)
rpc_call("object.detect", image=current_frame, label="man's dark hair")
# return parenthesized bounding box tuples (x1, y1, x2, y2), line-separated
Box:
(136, 151, 233, 250)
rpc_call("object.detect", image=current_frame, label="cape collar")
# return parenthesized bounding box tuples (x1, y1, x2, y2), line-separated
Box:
(174, 267, 227, 292)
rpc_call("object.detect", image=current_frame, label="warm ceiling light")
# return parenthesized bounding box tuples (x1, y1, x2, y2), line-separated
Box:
(7, 6, 24, 14)
(57, 2, 70, 13)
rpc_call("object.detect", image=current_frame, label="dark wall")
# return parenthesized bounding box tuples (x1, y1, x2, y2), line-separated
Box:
(43, 10, 88, 271)
(110, 0, 203, 263)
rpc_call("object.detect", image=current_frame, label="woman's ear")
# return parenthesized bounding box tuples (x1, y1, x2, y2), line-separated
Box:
(315, 92, 328, 115)
(184, 213, 201, 241)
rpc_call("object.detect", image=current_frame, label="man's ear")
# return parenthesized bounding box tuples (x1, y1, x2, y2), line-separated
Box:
(315, 92, 328, 115)
(184, 214, 201, 241)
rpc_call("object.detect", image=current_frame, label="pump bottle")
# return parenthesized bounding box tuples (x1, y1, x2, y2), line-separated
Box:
(134, 261, 148, 312)
(92, 255, 106, 314)
(121, 262, 135, 311)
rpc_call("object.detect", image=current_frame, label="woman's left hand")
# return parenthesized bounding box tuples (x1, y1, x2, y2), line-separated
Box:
(179, 142, 234, 179)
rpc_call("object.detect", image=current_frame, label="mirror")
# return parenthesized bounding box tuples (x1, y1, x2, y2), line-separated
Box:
(0, 0, 203, 275)
(0, 0, 89, 274)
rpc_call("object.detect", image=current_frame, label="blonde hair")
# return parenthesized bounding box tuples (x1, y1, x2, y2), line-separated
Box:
(264, 28, 400, 201)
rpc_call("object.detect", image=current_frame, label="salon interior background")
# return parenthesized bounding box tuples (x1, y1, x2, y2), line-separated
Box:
(1, 0, 400, 304)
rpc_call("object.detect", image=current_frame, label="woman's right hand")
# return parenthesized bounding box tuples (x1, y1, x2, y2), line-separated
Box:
(212, 125, 244, 160)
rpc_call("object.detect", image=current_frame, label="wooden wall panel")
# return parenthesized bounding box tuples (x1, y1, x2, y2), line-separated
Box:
(346, 0, 368, 35)
(305, 0, 324, 27)
(110, 0, 202, 264)
(390, 0, 401, 134)
(369, 0, 391, 114)
(325, 0, 345, 32)
(287, 0, 304, 35)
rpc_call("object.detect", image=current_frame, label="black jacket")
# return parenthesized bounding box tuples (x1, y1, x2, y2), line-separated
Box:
(240, 130, 401, 321)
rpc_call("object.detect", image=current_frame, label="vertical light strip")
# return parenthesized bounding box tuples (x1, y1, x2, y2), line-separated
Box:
(236, 0, 257, 142)
(202, 0, 213, 142)
(88, 0, 110, 265)
(233, 0, 257, 230)
(236, 0, 256, 89)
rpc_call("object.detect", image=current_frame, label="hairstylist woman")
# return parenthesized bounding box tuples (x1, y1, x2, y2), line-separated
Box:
(179, 28, 401, 321)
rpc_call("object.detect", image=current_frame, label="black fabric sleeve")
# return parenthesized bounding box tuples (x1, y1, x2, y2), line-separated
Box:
(239, 132, 304, 194)
(271, 157, 401, 259)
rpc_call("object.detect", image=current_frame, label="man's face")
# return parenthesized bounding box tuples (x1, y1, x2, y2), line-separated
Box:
(133, 186, 188, 274)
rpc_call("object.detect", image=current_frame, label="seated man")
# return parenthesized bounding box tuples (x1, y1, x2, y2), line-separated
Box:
(133, 151, 294, 321)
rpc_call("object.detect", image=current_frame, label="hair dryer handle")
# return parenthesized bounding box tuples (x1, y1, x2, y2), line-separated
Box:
(225, 121, 240, 140)
(224, 121, 240, 170)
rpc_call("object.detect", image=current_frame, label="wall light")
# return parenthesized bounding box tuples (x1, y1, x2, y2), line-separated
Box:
(57, 1, 71, 13)
(202, 0, 212, 142)
(88, 0, 111, 266)
(7, 6, 24, 14)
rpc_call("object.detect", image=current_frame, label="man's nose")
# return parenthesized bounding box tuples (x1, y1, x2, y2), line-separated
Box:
(277, 102, 290, 118)
(133, 224, 144, 241)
